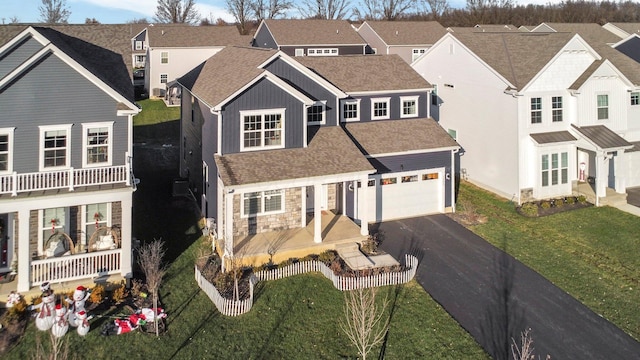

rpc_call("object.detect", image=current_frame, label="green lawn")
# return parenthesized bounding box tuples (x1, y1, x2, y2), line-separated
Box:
(133, 99, 180, 126)
(456, 181, 640, 340)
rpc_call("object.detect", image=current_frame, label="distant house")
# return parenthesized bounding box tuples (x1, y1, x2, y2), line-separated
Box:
(0, 26, 140, 292)
(356, 21, 447, 63)
(602, 22, 640, 39)
(177, 47, 457, 266)
(141, 25, 250, 99)
(413, 28, 640, 206)
(252, 19, 367, 57)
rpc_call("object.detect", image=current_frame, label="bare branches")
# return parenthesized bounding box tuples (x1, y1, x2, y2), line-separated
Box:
(226, 0, 254, 35)
(38, 0, 71, 24)
(297, 0, 352, 19)
(511, 328, 551, 360)
(154, 0, 201, 24)
(340, 287, 390, 360)
(138, 239, 167, 337)
(252, 0, 294, 20)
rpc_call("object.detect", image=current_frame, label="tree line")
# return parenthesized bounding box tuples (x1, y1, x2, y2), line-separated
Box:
(27, 0, 640, 33)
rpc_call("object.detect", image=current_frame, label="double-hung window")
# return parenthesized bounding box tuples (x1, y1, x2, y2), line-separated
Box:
(240, 109, 285, 151)
(631, 92, 640, 106)
(0, 128, 14, 174)
(541, 152, 568, 187)
(160, 73, 168, 84)
(242, 190, 284, 217)
(371, 97, 390, 120)
(341, 99, 360, 122)
(400, 96, 419, 118)
(41, 207, 68, 257)
(135, 41, 143, 50)
(40, 125, 72, 171)
(83, 122, 113, 167)
(552, 96, 563, 122)
(530, 97, 541, 124)
(597, 94, 609, 120)
(161, 51, 169, 64)
(412, 48, 427, 62)
(307, 102, 326, 125)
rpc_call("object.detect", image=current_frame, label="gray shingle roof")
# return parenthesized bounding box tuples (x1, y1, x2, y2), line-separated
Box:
(607, 23, 640, 37)
(344, 118, 458, 155)
(296, 54, 430, 93)
(538, 23, 620, 44)
(530, 131, 577, 144)
(572, 124, 633, 150)
(215, 126, 374, 186)
(146, 25, 250, 47)
(452, 32, 574, 90)
(362, 21, 447, 46)
(448, 24, 518, 33)
(262, 19, 366, 46)
(178, 46, 277, 108)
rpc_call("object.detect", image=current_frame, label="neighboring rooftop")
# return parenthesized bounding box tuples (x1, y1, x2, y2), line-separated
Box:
(260, 19, 366, 46)
(297, 54, 430, 93)
(359, 21, 447, 45)
(447, 24, 519, 33)
(145, 25, 250, 47)
(606, 22, 640, 37)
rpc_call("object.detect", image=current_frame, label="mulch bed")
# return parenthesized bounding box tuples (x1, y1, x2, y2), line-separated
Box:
(516, 196, 592, 217)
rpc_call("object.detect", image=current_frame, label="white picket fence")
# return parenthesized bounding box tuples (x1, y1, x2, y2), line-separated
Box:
(194, 254, 418, 317)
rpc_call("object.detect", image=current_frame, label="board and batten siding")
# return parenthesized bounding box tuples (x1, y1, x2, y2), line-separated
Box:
(252, 27, 278, 49)
(0, 53, 128, 173)
(371, 150, 454, 207)
(220, 78, 306, 154)
(263, 58, 338, 126)
(0, 36, 44, 80)
(354, 92, 428, 122)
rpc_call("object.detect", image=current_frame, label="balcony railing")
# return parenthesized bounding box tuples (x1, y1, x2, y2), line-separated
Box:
(0, 165, 131, 196)
(30, 249, 122, 286)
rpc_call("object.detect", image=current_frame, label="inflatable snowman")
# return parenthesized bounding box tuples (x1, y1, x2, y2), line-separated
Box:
(67, 286, 90, 327)
(35, 282, 56, 331)
(51, 303, 69, 338)
(76, 310, 90, 336)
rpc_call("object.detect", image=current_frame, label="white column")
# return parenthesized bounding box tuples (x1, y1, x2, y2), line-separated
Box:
(595, 153, 606, 203)
(313, 183, 322, 243)
(615, 152, 626, 194)
(17, 209, 30, 292)
(359, 175, 369, 236)
(224, 192, 234, 258)
(120, 196, 133, 279)
(301, 186, 307, 227)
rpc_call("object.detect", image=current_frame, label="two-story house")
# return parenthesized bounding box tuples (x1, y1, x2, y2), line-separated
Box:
(177, 47, 458, 266)
(413, 29, 640, 206)
(252, 19, 367, 57)
(0, 27, 139, 292)
(356, 21, 447, 63)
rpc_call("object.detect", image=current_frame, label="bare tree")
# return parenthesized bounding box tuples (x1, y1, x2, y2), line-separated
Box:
(226, 0, 254, 35)
(84, 17, 100, 24)
(511, 328, 550, 360)
(127, 18, 150, 24)
(252, 0, 294, 20)
(155, 0, 201, 24)
(138, 239, 167, 337)
(381, 0, 416, 20)
(10, 16, 20, 24)
(297, 0, 352, 19)
(340, 287, 390, 360)
(39, 0, 71, 24)
(32, 331, 74, 360)
(354, 0, 383, 20)
(422, 0, 450, 19)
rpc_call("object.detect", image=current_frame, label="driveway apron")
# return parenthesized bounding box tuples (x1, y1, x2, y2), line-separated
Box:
(373, 215, 640, 360)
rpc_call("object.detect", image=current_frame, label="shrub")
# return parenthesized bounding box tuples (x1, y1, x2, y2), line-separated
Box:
(578, 195, 587, 203)
(566, 196, 576, 205)
(90, 284, 106, 304)
(111, 283, 128, 304)
(519, 203, 538, 217)
(330, 259, 343, 274)
(318, 250, 337, 264)
(553, 199, 564, 208)
(130, 279, 146, 297)
(540, 201, 551, 209)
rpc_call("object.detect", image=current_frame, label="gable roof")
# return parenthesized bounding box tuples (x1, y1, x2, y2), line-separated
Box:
(605, 23, 640, 38)
(296, 54, 430, 93)
(345, 118, 458, 155)
(260, 19, 366, 46)
(215, 126, 374, 187)
(447, 24, 518, 33)
(146, 25, 250, 48)
(450, 32, 574, 90)
(533, 23, 620, 44)
(359, 21, 447, 46)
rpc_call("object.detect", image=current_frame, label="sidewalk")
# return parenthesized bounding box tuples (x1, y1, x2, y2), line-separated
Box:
(614, 203, 640, 216)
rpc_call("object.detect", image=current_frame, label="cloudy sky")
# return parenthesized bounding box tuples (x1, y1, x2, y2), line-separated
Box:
(2, 0, 557, 24)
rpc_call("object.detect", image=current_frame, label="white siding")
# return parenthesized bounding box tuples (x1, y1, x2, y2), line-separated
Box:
(575, 64, 630, 132)
(526, 50, 595, 92)
(147, 47, 224, 96)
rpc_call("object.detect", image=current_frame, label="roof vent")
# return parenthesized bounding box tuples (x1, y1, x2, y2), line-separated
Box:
(161, 30, 165, 35)
(336, 29, 339, 34)
(395, 30, 398, 35)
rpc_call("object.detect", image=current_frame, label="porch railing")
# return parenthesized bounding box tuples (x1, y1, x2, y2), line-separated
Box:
(30, 249, 122, 286)
(0, 165, 130, 196)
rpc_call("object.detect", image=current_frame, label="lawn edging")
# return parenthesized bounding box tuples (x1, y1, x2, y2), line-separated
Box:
(195, 254, 418, 317)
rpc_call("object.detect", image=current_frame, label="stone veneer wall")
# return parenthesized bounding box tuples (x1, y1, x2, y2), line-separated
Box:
(327, 184, 337, 211)
(29, 210, 38, 258)
(233, 187, 302, 238)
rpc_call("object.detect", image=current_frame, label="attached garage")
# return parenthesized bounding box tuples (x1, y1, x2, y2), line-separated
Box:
(357, 169, 444, 222)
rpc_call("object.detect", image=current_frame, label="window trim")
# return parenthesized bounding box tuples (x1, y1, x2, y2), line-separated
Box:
(307, 48, 339, 56)
(135, 41, 143, 51)
(371, 97, 391, 120)
(39, 124, 72, 172)
(160, 73, 168, 84)
(0, 127, 15, 175)
(552, 96, 563, 122)
(341, 99, 361, 122)
(306, 101, 326, 125)
(530, 97, 542, 124)
(160, 51, 169, 64)
(82, 203, 112, 252)
(597, 94, 609, 120)
(239, 108, 286, 152)
(411, 48, 427, 62)
(400, 96, 419, 118)
(541, 151, 568, 188)
(631, 92, 640, 106)
(39, 207, 68, 256)
(82, 122, 113, 168)
(241, 189, 285, 217)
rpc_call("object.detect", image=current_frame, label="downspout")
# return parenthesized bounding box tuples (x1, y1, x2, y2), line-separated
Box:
(451, 148, 460, 212)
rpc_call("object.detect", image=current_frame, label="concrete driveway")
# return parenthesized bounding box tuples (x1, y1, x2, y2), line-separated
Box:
(373, 215, 640, 360)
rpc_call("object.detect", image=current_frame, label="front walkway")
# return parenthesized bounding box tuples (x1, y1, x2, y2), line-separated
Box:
(374, 215, 640, 360)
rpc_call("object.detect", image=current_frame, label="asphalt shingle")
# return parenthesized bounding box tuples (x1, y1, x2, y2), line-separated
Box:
(361, 21, 447, 46)
(262, 19, 366, 46)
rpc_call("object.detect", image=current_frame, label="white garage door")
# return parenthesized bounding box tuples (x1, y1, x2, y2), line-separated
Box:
(358, 170, 444, 222)
(627, 152, 640, 187)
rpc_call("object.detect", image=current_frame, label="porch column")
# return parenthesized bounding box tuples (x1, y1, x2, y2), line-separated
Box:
(313, 183, 322, 243)
(300, 186, 307, 227)
(120, 197, 133, 279)
(224, 191, 234, 258)
(615, 152, 626, 194)
(17, 209, 30, 292)
(595, 153, 608, 202)
(359, 175, 369, 236)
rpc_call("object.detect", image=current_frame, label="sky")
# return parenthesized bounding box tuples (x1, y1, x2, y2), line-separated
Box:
(1, 0, 560, 25)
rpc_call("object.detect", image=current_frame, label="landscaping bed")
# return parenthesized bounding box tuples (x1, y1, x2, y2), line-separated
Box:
(516, 195, 592, 217)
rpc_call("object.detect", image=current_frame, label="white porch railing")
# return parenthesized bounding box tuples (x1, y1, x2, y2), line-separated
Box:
(0, 165, 130, 196)
(31, 249, 122, 286)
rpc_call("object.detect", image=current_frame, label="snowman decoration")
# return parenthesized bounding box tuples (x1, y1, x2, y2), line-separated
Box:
(67, 286, 90, 328)
(76, 310, 90, 336)
(35, 282, 56, 331)
(51, 303, 69, 338)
